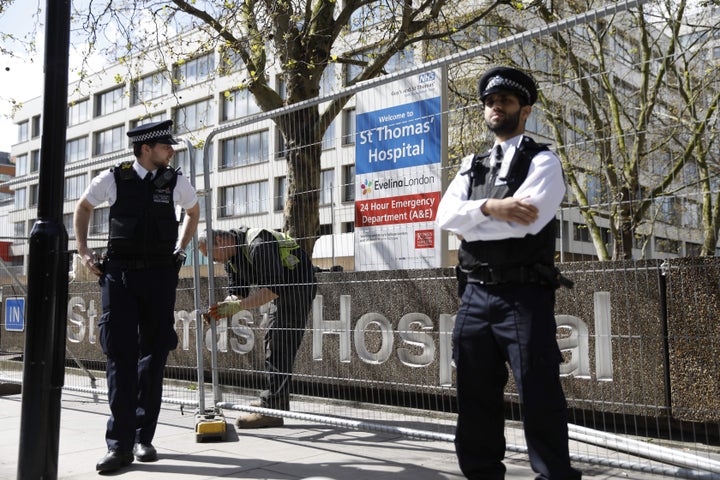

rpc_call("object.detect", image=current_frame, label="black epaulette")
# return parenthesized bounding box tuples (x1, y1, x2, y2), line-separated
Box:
(113, 161, 137, 181)
(460, 151, 491, 177)
(153, 166, 179, 188)
(517, 135, 550, 157)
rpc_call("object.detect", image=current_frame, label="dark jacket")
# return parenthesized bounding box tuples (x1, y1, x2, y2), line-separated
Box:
(224, 228, 316, 298)
(108, 162, 178, 260)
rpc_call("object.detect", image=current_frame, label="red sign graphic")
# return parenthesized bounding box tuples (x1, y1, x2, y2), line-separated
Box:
(355, 192, 441, 228)
(414, 229, 435, 249)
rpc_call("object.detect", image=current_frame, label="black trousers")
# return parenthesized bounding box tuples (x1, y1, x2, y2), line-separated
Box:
(260, 284, 316, 410)
(453, 282, 581, 480)
(99, 264, 179, 452)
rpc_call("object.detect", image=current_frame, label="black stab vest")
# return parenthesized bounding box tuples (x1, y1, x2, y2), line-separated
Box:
(458, 136, 558, 272)
(107, 161, 179, 259)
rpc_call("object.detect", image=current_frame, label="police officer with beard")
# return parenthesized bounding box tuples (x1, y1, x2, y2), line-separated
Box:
(436, 67, 581, 480)
(74, 120, 200, 473)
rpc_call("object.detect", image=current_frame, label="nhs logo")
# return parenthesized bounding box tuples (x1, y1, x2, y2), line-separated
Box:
(418, 71, 436, 83)
(4, 297, 25, 332)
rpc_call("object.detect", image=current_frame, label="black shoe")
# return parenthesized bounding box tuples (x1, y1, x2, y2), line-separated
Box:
(132, 443, 158, 462)
(96, 449, 133, 472)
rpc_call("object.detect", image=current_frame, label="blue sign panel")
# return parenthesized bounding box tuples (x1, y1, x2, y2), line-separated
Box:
(5, 297, 25, 332)
(356, 97, 441, 175)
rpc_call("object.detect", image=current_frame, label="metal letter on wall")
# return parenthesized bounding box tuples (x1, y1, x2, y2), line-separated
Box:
(594, 292, 613, 381)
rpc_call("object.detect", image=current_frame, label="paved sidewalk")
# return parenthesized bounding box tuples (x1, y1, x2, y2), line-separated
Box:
(0, 389, 682, 480)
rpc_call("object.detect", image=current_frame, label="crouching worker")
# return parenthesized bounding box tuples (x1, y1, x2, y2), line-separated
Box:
(200, 228, 317, 428)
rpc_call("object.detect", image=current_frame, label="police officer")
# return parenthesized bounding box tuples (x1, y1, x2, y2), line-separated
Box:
(436, 67, 581, 480)
(74, 120, 200, 473)
(201, 227, 317, 428)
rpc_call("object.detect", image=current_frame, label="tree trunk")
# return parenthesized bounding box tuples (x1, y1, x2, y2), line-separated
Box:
(613, 195, 635, 260)
(279, 107, 322, 256)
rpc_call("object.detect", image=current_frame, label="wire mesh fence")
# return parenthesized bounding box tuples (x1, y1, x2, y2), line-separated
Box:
(2, 0, 720, 477)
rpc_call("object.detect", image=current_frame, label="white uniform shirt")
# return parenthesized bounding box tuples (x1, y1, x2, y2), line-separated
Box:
(83, 160, 198, 211)
(436, 134, 565, 242)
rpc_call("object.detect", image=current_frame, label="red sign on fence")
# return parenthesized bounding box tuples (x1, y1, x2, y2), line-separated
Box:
(355, 192, 440, 228)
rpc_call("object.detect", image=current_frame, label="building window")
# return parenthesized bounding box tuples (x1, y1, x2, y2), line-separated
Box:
(319, 223, 333, 236)
(29, 184, 39, 207)
(686, 242, 702, 257)
(131, 71, 169, 105)
(13, 187, 26, 210)
(30, 150, 40, 172)
(320, 168, 334, 205)
(63, 213, 75, 238)
(31, 115, 41, 138)
(222, 88, 260, 121)
(609, 34, 641, 67)
(197, 195, 206, 222)
(130, 113, 166, 130)
(66, 137, 88, 164)
(573, 223, 591, 242)
(17, 120, 29, 143)
(220, 130, 269, 169)
(585, 174, 605, 207)
(349, 0, 394, 31)
(322, 118, 337, 150)
(342, 108, 356, 145)
(220, 181, 268, 217)
(95, 85, 125, 117)
(633, 234, 647, 250)
(94, 125, 125, 155)
(90, 207, 110, 235)
(219, 47, 244, 76)
(65, 174, 87, 201)
(345, 48, 414, 85)
(174, 147, 206, 177)
(342, 165, 355, 202)
(657, 197, 678, 224)
(174, 98, 215, 134)
(656, 237, 680, 254)
(342, 221, 355, 233)
(681, 199, 701, 229)
(600, 227, 611, 247)
(15, 153, 28, 176)
(27, 218, 36, 236)
(174, 53, 215, 90)
(68, 99, 90, 126)
(274, 176, 286, 211)
(319, 63, 338, 95)
(276, 129, 288, 159)
(14, 221, 24, 239)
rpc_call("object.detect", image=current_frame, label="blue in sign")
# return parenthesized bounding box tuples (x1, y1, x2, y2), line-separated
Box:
(5, 297, 25, 332)
(356, 97, 441, 175)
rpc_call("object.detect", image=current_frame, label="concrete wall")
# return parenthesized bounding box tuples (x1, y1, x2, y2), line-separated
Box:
(2, 258, 719, 423)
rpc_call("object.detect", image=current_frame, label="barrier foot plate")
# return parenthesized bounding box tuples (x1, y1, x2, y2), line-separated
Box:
(195, 408, 227, 442)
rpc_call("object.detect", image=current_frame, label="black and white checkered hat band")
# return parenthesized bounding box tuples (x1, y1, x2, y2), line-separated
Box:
(485, 75, 531, 102)
(129, 128, 173, 142)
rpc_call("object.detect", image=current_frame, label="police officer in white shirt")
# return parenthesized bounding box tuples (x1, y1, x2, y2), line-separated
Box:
(437, 67, 581, 480)
(74, 120, 199, 473)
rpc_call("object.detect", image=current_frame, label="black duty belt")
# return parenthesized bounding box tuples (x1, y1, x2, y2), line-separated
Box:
(107, 257, 175, 270)
(465, 265, 544, 286)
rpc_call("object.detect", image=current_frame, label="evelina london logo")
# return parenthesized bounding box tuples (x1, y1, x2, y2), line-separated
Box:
(361, 180, 373, 195)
